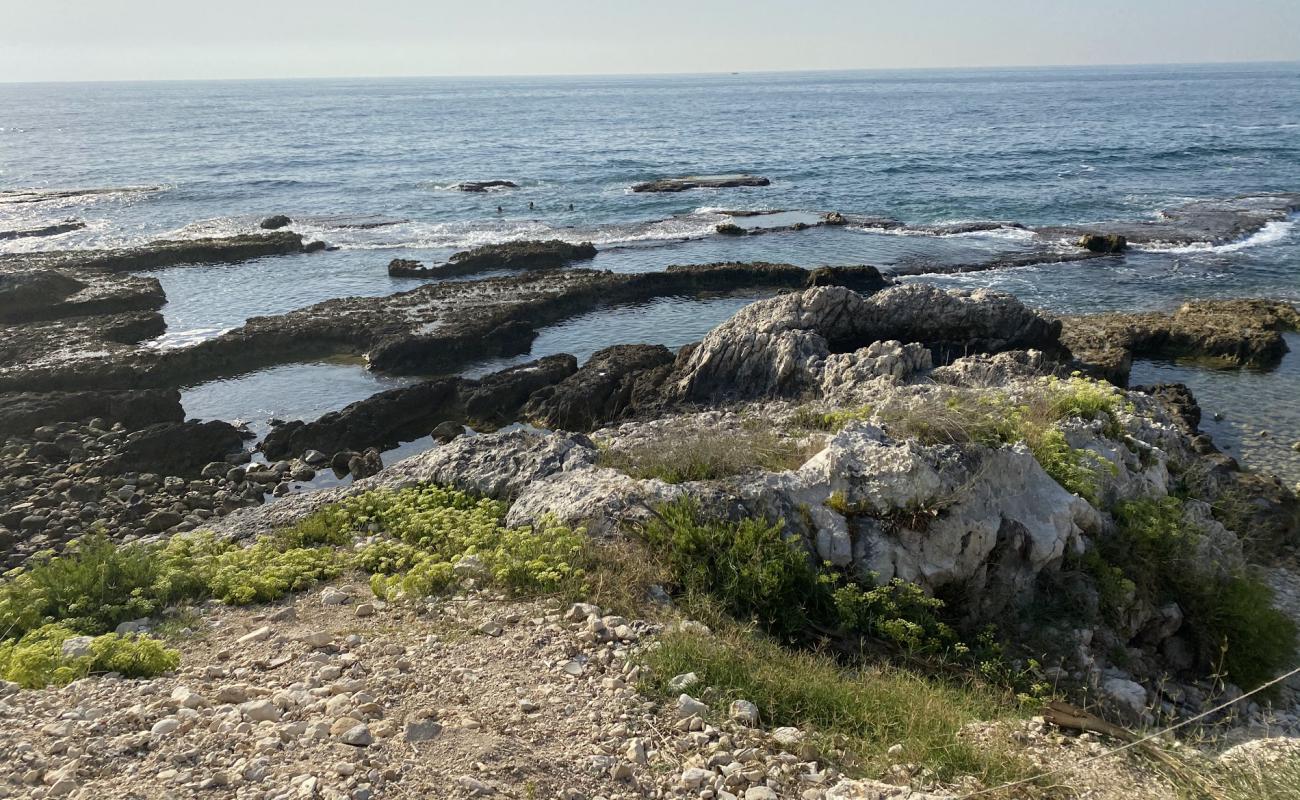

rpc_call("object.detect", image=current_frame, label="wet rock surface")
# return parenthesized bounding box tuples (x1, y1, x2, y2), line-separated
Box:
(14, 231, 309, 273)
(522, 344, 676, 432)
(1062, 298, 1300, 383)
(388, 239, 598, 278)
(631, 174, 772, 192)
(451, 179, 518, 192)
(1034, 192, 1300, 246)
(0, 220, 86, 241)
(0, 390, 184, 438)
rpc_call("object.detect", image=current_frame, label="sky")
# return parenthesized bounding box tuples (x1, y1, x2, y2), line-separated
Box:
(2, 0, 1299, 83)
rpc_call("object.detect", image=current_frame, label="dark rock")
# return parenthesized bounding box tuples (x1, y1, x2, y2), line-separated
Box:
(1062, 299, 1300, 384)
(259, 215, 292, 230)
(461, 354, 578, 424)
(0, 390, 184, 437)
(432, 421, 465, 443)
(261, 379, 459, 460)
(144, 510, 183, 532)
(302, 240, 327, 253)
(453, 180, 518, 192)
(115, 421, 245, 478)
(1133, 383, 1202, 434)
(391, 240, 598, 279)
(64, 232, 305, 273)
(822, 211, 847, 226)
(331, 451, 357, 474)
(523, 345, 675, 432)
(715, 223, 747, 235)
(805, 266, 889, 295)
(387, 258, 425, 277)
(348, 449, 384, 480)
(1077, 233, 1128, 253)
(631, 175, 770, 193)
(302, 449, 329, 466)
(0, 220, 86, 241)
(261, 355, 576, 459)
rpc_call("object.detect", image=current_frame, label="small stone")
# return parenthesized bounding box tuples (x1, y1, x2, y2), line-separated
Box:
(302, 630, 332, 648)
(340, 723, 374, 746)
(355, 603, 375, 618)
(321, 588, 349, 605)
(772, 726, 804, 746)
(150, 717, 181, 736)
(478, 621, 503, 637)
(403, 719, 443, 742)
(47, 778, 78, 797)
(676, 694, 709, 718)
(680, 767, 713, 789)
(745, 789, 779, 800)
(237, 626, 272, 644)
(239, 699, 281, 722)
(668, 672, 699, 692)
(517, 699, 540, 713)
(457, 776, 495, 796)
(730, 699, 759, 726)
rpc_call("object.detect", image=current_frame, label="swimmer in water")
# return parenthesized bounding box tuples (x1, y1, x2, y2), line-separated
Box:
(528, 201, 534, 210)
(497, 205, 502, 213)
(568, 203, 574, 211)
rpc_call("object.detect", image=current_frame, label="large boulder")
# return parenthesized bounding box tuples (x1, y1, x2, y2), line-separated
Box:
(805, 265, 889, 295)
(392, 240, 598, 279)
(523, 345, 675, 431)
(461, 354, 579, 423)
(663, 285, 1063, 405)
(261, 379, 460, 460)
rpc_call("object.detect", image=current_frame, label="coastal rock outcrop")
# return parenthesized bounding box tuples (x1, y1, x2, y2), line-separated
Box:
(631, 174, 771, 193)
(522, 344, 676, 432)
(259, 215, 292, 230)
(0, 220, 86, 241)
(662, 285, 1063, 403)
(1062, 298, 1300, 383)
(53, 231, 308, 273)
(388, 239, 598, 278)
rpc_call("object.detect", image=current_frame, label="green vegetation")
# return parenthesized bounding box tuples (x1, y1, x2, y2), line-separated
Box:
(1083, 496, 1296, 689)
(0, 485, 587, 687)
(641, 623, 1032, 784)
(0, 623, 179, 689)
(788, 403, 874, 433)
(641, 500, 957, 654)
(599, 424, 823, 484)
(873, 375, 1126, 504)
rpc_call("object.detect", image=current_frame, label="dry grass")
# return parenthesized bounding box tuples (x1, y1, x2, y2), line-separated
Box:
(598, 423, 825, 484)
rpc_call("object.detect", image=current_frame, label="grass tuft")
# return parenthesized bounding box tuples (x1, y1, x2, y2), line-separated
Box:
(599, 424, 823, 484)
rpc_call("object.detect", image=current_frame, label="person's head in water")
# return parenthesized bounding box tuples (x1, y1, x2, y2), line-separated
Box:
(528, 201, 534, 210)
(497, 205, 502, 213)
(568, 203, 574, 211)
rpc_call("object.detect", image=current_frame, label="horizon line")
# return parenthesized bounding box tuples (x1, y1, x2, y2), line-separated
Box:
(3, 57, 1298, 86)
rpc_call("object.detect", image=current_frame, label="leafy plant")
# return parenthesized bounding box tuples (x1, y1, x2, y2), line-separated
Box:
(599, 425, 822, 484)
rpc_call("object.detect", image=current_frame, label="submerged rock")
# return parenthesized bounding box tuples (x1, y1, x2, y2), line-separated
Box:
(1076, 233, 1128, 253)
(452, 180, 518, 192)
(631, 174, 771, 193)
(259, 215, 292, 230)
(55, 231, 307, 273)
(0, 220, 85, 241)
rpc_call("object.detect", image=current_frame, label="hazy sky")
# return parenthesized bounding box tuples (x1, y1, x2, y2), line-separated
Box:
(3, 0, 1298, 82)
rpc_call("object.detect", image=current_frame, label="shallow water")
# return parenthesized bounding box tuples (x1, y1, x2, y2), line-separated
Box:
(1129, 334, 1300, 484)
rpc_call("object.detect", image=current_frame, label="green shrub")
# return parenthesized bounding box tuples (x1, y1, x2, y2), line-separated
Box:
(0, 534, 163, 638)
(0, 624, 178, 689)
(642, 501, 959, 654)
(204, 541, 347, 605)
(643, 501, 822, 638)
(1086, 497, 1297, 689)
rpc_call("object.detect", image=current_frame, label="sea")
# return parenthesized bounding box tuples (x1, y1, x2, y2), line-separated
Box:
(2, 63, 1299, 480)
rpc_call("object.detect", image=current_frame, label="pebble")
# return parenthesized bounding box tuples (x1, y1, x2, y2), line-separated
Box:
(677, 694, 709, 718)
(237, 626, 272, 644)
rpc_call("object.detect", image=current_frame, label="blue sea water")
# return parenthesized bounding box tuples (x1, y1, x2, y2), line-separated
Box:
(3, 64, 1300, 477)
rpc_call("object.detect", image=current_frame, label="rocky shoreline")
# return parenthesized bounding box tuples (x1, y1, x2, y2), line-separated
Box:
(2, 209, 1300, 798)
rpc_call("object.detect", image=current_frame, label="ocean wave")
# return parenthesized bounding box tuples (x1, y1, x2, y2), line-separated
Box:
(1132, 216, 1297, 254)
(291, 212, 728, 252)
(0, 185, 168, 206)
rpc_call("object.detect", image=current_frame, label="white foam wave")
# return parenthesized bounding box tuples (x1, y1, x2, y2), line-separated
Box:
(1132, 217, 1297, 254)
